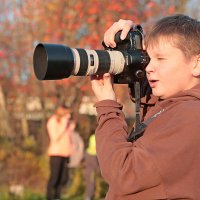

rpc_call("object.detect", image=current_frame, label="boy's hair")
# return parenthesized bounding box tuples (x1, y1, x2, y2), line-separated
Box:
(145, 14, 200, 59)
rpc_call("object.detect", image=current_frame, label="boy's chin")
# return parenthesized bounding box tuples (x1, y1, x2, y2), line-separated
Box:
(152, 91, 165, 99)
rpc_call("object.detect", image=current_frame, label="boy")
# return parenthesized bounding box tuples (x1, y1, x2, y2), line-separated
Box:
(91, 14, 200, 199)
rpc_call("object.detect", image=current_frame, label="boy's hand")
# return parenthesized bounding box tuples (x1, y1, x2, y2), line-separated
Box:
(91, 73, 116, 102)
(91, 20, 134, 102)
(103, 19, 134, 48)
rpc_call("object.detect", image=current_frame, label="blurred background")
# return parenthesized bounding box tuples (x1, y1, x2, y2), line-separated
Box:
(0, 0, 199, 199)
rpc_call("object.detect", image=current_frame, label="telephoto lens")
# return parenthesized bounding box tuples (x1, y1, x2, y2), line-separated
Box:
(33, 43, 125, 80)
(33, 26, 150, 84)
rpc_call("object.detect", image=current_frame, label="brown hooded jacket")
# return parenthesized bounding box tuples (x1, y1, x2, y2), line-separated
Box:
(94, 84, 200, 200)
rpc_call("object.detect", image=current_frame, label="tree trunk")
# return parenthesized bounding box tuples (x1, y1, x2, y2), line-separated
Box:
(0, 84, 15, 138)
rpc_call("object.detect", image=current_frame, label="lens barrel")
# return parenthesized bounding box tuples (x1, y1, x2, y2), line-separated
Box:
(33, 43, 125, 80)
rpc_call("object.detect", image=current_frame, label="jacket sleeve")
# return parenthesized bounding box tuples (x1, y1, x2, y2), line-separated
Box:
(94, 100, 163, 195)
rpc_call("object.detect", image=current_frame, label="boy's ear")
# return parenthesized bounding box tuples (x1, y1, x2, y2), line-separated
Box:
(192, 55, 200, 76)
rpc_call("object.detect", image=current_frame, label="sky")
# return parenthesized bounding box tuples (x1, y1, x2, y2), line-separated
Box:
(186, 0, 200, 19)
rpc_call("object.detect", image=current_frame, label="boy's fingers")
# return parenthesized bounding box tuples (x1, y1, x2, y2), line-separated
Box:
(104, 20, 134, 48)
(104, 30, 117, 48)
(120, 26, 132, 40)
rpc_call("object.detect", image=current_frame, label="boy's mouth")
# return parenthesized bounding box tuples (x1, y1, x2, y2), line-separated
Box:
(148, 79, 158, 88)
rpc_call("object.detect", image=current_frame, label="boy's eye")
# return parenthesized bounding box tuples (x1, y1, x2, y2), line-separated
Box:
(157, 57, 165, 60)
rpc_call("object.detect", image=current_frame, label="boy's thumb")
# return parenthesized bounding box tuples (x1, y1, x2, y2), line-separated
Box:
(103, 73, 112, 85)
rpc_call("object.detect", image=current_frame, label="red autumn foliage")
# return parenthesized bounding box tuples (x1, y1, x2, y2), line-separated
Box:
(0, 0, 186, 117)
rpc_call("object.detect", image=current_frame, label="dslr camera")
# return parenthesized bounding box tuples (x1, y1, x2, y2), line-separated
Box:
(33, 25, 150, 84)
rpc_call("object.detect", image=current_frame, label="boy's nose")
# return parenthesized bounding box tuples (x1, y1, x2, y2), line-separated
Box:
(145, 60, 155, 74)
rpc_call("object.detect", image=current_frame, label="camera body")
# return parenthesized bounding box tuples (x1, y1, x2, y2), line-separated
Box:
(105, 25, 150, 84)
(33, 25, 150, 84)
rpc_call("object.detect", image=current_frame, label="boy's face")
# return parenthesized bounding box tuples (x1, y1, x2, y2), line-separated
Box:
(146, 37, 199, 99)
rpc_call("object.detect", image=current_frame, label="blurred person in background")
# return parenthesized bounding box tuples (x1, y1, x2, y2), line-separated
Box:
(84, 131, 99, 200)
(68, 120, 84, 168)
(46, 104, 74, 200)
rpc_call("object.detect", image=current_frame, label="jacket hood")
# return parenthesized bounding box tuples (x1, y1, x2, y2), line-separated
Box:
(181, 83, 200, 100)
(157, 83, 200, 108)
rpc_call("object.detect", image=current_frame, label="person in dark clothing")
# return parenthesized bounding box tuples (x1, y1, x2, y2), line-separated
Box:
(46, 156, 70, 200)
(91, 14, 200, 199)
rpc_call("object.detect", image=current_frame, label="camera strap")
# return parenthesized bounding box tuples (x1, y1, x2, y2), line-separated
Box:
(134, 81, 141, 130)
(128, 108, 165, 142)
(128, 81, 142, 141)
(128, 81, 165, 142)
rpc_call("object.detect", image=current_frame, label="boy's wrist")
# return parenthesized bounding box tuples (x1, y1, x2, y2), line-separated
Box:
(94, 99, 121, 108)
(94, 100, 123, 117)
